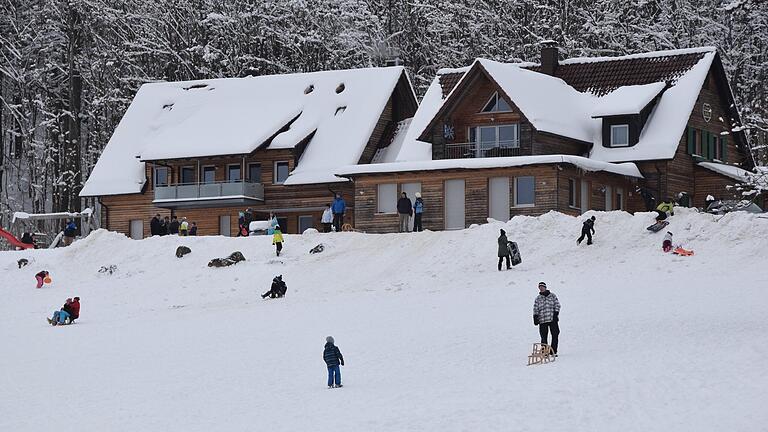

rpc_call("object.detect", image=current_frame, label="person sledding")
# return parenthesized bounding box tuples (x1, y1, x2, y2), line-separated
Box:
(68, 297, 81, 323)
(35, 270, 50, 289)
(497, 229, 511, 271)
(323, 336, 344, 388)
(47, 298, 73, 326)
(655, 199, 675, 222)
(577, 216, 596, 245)
(273, 226, 284, 256)
(262, 275, 287, 299)
(662, 231, 674, 253)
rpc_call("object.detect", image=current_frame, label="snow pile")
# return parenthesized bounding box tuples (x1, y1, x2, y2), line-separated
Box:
(2, 209, 767, 431)
(591, 82, 666, 117)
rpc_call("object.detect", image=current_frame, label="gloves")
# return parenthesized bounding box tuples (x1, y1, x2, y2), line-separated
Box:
(533, 315, 540, 326)
(340, 361, 345, 366)
(553, 311, 559, 322)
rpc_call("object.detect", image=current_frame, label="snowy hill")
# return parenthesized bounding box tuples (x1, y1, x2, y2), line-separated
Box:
(2, 209, 767, 431)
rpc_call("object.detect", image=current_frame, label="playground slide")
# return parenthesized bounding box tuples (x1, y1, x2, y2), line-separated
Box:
(0, 228, 34, 250)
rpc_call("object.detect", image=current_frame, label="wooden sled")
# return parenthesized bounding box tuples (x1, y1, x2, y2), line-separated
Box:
(527, 343, 555, 366)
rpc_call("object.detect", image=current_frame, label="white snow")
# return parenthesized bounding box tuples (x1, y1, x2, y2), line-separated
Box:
(591, 82, 666, 117)
(698, 162, 768, 190)
(2, 209, 767, 431)
(12, 208, 94, 223)
(81, 67, 406, 195)
(558, 46, 717, 65)
(337, 154, 643, 178)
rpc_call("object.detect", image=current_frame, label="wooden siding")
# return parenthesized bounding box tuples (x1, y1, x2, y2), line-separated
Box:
(532, 131, 587, 156)
(556, 166, 638, 215)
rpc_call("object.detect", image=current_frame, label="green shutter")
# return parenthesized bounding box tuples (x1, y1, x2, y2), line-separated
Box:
(721, 136, 727, 162)
(700, 130, 708, 158)
(709, 133, 716, 161)
(687, 127, 695, 154)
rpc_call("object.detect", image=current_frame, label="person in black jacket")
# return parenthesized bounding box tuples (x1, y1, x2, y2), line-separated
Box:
(323, 336, 344, 388)
(168, 216, 180, 235)
(160, 216, 169, 235)
(397, 192, 413, 232)
(497, 229, 511, 271)
(261, 275, 287, 299)
(150, 214, 162, 236)
(577, 216, 596, 245)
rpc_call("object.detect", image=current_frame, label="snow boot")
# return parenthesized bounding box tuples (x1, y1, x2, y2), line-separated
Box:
(47, 318, 53, 325)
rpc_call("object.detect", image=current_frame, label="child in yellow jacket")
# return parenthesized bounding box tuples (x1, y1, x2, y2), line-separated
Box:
(272, 227, 284, 256)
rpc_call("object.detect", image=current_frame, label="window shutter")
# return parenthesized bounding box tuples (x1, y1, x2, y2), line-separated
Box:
(721, 136, 727, 162)
(708, 133, 716, 161)
(700, 130, 708, 158)
(687, 127, 695, 154)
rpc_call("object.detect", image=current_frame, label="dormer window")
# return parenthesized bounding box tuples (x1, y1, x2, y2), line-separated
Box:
(610, 124, 629, 147)
(481, 92, 512, 113)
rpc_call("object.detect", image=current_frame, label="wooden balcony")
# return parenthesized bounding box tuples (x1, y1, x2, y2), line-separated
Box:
(444, 141, 522, 159)
(153, 180, 265, 209)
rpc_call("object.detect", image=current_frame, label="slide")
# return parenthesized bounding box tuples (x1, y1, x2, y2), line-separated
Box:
(0, 228, 34, 250)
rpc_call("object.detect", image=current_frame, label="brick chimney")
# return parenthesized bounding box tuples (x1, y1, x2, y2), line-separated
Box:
(540, 40, 559, 76)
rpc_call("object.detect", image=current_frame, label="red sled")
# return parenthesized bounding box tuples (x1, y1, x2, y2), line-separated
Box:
(672, 247, 694, 256)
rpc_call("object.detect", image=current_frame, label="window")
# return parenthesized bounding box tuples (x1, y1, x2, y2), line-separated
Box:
(568, 179, 579, 208)
(202, 166, 216, 184)
(274, 161, 290, 184)
(469, 124, 520, 152)
(248, 163, 262, 183)
(227, 164, 241, 182)
(180, 166, 195, 184)
(377, 183, 397, 213)
(514, 176, 535, 207)
(714, 136, 722, 160)
(481, 92, 512, 113)
(610, 124, 629, 147)
(154, 167, 169, 187)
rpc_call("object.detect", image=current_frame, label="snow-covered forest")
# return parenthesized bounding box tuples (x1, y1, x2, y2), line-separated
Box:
(1, 0, 766, 222)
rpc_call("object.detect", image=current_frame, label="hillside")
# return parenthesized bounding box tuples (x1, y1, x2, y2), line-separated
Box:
(1, 209, 767, 431)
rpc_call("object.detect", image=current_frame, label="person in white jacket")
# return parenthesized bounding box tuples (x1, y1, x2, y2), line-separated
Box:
(321, 204, 334, 232)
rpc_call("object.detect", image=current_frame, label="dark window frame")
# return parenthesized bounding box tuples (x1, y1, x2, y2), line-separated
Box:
(274, 161, 290, 184)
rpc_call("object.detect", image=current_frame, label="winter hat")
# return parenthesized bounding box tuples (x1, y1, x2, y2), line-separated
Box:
(500, 229, 506, 235)
(326, 336, 335, 344)
(666, 231, 673, 236)
(538, 282, 547, 289)
(590, 216, 596, 221)
(415, 192, 421, 198)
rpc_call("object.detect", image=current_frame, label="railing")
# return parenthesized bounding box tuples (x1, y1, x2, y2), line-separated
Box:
(154, 180, 264, 201)
(445, 141, 521, 159)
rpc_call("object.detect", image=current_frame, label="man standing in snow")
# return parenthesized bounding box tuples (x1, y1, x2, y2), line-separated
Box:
(323, 336, 344, 388)
(577, 215, 596, 245)
(150, 214, 162, 236)
(497, 229, 511, 271)
(413, 193, 424, 232)
(331, 192, 346, 232)
(168, 216, 180, 235)
(533, 282, 561, 356)
(397, 192, 413, 232)
(160, 216, 169, 235)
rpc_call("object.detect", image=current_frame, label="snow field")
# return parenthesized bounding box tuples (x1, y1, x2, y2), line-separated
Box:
(1, 209, 767, 431)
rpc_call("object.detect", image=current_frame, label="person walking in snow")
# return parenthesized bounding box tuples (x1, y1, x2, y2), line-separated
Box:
(168, 216, 180, 235)
(150, 214, 162, 236)
(262, 275, 287, 299)
(662, 231, 674, 253)
(179, 217, 189, 236)
(397, 192, 413, 232)
(62, 220, 77, 246)
(321, 204, 333, 233)
(497, 229, 511, 271)
(577, 216, 596, 245)
(655, 199, 675, 222)
(273, 226, 284, 256)
(533, 282, 561, 356)
(323, 336, 345, 388)
(413, 193, 424, 232)
(331, 192, 346, 232)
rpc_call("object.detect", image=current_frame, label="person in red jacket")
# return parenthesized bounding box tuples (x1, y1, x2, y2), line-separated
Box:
(69, 297, 81, 323)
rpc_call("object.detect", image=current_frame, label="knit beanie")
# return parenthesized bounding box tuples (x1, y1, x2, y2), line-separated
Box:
(538, 282, 547, 289)
(326, 336, 334, 344)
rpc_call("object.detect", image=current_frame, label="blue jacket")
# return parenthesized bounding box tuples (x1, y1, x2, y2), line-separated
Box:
(332, 197, 346, 214)
(323, 343, 344, 366)
(414, 198, 424, 214)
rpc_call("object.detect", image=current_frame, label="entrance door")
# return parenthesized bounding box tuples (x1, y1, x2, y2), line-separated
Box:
(219, 214, 231, 236)
(298, 215, 314, 233)
(444, 179, 466, 230)
(580, 181, 590, 214)
(489, 177, 510, 222)
(401, 182, 421, 231)
(129, 220, 143, 240)
(605, 185, 613, 211)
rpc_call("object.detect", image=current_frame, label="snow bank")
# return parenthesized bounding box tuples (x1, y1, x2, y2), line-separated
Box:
(698, 162, 768, 190)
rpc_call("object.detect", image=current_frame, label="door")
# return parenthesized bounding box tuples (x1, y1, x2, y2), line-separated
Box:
(605, 185, 613, 211)
(219, 214, 230, 236)
(580, 180, 590, 214)
(298, 215, 314, 233)
(444, 179, 465, 230)
(401, 182, 421, 231)
(129, 220, 143, 240)
(489, 177, 510, 222)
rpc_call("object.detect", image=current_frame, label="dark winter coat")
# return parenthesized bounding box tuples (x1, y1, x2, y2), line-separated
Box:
(323, 343, 344, 367)
(69, 300, 81, 319)
(582, 219, 595, 234)
(160, 220, 169, 235)
(397, 197, 413, 215)
(21, 233, 34, 245)
(498, 233, 510, 257)
(150, 217, 162, 235)
(64, 222, 77, 238)
(414, 198, 424, 214)
(271, 278, 287, 297)
(168, 220, 180, 234)
(533, 290, 561, 325)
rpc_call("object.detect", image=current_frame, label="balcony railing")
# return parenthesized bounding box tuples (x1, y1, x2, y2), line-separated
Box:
(445, 141, 521, 159)
(154, 180, 264, 202)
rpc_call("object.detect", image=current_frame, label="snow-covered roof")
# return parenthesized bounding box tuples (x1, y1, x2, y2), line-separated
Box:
(81, 67, 408, 195)
(336, 155, 643, 178)
(591, 82, 666, 118)
(698, 162, 768, 190)
(558, 46, 716, 66)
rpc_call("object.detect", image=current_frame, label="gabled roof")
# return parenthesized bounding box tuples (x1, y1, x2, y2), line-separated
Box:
(80, 67, 411, 196)
(591, 82, 666, 118)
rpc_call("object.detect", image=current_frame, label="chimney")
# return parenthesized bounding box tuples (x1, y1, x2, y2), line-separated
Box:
(540, 40, 559, 76)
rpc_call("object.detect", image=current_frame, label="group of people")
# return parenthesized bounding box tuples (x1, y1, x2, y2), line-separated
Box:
(150, 214, 197, 236)
(47, 297, 81, 326)
(396, 192, 425, 233)
(320, 192, 347, 233)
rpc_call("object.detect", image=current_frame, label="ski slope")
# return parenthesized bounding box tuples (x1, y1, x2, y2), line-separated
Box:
(1, 209, 767, 431)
